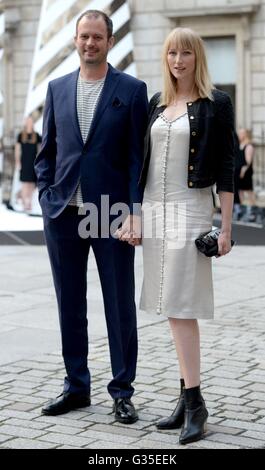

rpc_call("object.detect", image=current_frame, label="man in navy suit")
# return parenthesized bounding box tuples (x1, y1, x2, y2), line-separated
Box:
(35, 10, 148, 423)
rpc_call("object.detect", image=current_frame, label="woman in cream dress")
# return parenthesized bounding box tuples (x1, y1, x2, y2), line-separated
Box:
(139, 28, 235, 445)
(140, 112, 214, 319)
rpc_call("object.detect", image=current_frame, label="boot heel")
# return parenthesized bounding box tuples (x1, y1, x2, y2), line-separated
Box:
(179, 386, 209, 445)
(203, 421, 207, 433)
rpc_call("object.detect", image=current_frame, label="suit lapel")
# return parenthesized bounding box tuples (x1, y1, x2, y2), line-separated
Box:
(67, 68, 83, 145)
(83, 64, 121, 149)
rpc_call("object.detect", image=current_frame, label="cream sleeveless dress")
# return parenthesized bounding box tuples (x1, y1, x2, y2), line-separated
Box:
(140, 112, 214, 319)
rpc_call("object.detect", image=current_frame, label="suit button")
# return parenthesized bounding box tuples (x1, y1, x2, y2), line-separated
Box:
(189, 181, 194, 187)
(191, 148, 195, 153)
(192, 131, 197, 136)
(190, 116, 195, 120)
(189, 165, 194, 171)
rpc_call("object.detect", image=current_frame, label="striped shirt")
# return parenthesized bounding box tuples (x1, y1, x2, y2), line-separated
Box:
(68, 73, 105, 207)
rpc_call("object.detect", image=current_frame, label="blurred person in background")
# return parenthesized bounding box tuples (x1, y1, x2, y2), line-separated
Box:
(238, 128, 255, 217)
(233, 132, 242, 220)
(0, 138, 3, 205)
(15, 116, 41, 212)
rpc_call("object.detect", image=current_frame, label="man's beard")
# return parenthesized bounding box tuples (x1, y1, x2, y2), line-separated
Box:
(81, 51, 107, 66)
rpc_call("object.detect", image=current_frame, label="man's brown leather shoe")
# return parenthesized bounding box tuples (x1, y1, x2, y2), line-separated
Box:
(41, 392, 91, 416)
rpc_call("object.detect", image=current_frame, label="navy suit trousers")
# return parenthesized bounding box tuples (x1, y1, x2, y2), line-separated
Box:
(43, 207, 138, 399)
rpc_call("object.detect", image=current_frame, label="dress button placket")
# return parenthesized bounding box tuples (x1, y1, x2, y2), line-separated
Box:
(156, 114, 172, 315)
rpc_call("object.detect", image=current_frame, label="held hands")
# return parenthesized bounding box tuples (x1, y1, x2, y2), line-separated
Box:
(115, 215, 142, 246)
(217, 231, 232, 257)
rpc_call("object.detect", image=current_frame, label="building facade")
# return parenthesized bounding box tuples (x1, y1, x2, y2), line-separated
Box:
(130, 0, 265, 193)
(1, 0, 265, 199)
(0, 0, 42, 199)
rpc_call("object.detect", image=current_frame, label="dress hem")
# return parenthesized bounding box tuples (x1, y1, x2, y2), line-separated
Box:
(139, 307, 214, 320)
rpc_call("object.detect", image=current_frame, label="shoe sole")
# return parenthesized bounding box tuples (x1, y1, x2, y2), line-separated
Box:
(179, 432, 207, 445)
(179, 423, 207, 445)
(156, 423, 183, 430)
(114, 415, 139, 424)
(41, 401, 91, 416)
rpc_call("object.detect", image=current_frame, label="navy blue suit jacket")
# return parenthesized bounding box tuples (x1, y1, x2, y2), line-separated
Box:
(35, 64, 148, 219)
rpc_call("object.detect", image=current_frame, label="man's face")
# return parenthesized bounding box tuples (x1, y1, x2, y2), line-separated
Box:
(74, 16, 114, 67)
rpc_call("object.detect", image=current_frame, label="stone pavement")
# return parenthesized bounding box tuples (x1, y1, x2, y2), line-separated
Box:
(0, 244, 265, 449)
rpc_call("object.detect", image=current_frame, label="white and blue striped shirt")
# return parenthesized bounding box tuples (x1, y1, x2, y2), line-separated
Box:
(68, 73, 105, 207)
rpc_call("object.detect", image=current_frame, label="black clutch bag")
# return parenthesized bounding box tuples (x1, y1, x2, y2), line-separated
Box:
(195, 228, 235, 257)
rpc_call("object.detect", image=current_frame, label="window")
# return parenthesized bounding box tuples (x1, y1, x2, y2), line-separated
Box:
(203, 37, 236, 109)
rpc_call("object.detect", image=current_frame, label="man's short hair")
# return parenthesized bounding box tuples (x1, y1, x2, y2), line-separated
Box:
(76, 10, 113, 39)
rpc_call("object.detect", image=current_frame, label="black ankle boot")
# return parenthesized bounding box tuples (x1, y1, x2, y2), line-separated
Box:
(156, 379, 185, 430)
(179, 385, 208, 445)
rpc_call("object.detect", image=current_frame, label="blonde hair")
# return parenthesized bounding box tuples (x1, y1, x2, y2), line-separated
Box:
(160, 27, 214, 106)
(240, 128, 252, 142)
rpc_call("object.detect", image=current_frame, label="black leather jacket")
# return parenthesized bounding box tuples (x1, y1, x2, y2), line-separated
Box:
(139, 89, 235, 193)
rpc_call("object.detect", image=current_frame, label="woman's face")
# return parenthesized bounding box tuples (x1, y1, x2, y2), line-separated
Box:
(25, 117, 34, 129)
(238, 128, 247, 142)
(167, 44, 196, 83)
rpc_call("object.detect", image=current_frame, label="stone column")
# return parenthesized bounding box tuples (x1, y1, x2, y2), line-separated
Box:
(2, 7, 20, 203)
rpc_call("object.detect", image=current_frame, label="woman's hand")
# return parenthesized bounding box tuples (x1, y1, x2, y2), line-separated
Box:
(217, 231, 232, 257)
(218, 191, 234, 257)
(115, 215, 142, 246)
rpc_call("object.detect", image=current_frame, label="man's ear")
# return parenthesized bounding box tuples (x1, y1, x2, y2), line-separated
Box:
(108, 36, 115, 50)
